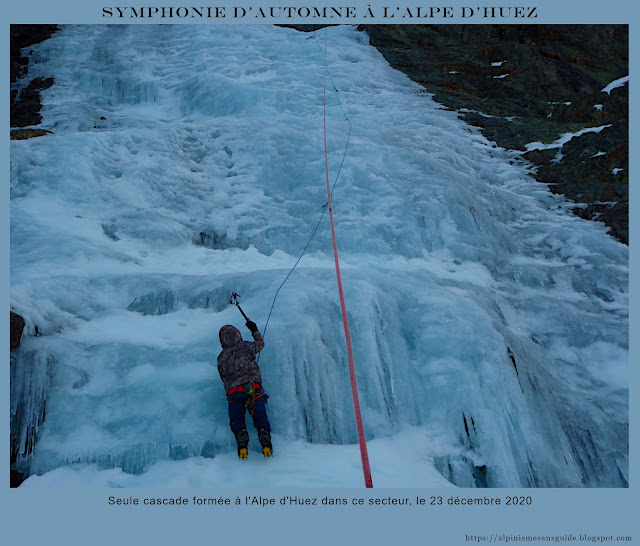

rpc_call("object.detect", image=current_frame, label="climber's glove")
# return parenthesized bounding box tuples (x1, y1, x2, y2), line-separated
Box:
(246, 320, 258, 334)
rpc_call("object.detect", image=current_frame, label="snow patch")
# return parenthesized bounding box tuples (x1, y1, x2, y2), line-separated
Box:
(602, 75, 629, 94)
(525, 125, 612, 152)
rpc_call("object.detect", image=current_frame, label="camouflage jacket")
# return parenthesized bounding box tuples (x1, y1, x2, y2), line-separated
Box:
(217, 324, 265, 393)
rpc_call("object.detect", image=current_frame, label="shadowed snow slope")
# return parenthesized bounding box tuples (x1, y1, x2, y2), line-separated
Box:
(11, 25, 627, 487)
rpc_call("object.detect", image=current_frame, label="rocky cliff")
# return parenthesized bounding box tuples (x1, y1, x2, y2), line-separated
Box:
(10, 24, 58, 130)
(359, 25, 628, 244)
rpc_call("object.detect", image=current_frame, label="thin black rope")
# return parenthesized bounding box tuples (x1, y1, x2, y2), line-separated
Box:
(319, 31, 350, 122)
(257, 30, 351, 363)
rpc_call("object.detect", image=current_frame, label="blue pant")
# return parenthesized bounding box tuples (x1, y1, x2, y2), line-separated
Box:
(227, 388, 271, 435)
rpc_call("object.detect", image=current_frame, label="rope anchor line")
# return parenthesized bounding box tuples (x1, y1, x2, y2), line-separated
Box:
(256, 33, 352, 353)
(233, 30, 372, 488)
(321, 30, 373, 489)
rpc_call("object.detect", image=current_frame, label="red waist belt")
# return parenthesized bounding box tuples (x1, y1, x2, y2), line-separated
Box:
(227, 382, 262, 396)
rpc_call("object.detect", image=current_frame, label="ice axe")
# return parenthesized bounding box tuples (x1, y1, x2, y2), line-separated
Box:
(230, 292, 249, 321)
(231, 292, 263, 363)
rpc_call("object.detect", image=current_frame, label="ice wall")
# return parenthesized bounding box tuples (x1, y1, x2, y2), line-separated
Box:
(10, 25, 628, 487)
(10, 345, 51, 476)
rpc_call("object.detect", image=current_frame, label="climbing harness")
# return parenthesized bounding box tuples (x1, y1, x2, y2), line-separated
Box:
(227, 382, 265, 418)
(245, 383, 265, 418)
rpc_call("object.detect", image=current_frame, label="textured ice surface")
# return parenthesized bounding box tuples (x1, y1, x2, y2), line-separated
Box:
(20, 428, 455, 488)
(11, 25, 628, 487)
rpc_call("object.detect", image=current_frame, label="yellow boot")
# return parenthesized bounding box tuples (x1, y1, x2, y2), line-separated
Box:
(258, 429, 272, 457)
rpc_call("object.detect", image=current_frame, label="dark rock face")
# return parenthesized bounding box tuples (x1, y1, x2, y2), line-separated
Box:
(277, 24, 339, 32)
(360, 25, 628, 244)
(11, 77, 55, 127)
(10, 128, 53, 140)
(10, 25, 59, 85)
(10, 311, 25, 352)
(11, 469, 27, 488)
(10, 310, 26, 487)
(10, 24, 59, 128)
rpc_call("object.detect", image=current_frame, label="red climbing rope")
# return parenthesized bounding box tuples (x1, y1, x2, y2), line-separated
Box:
(322, 45, 373, 489)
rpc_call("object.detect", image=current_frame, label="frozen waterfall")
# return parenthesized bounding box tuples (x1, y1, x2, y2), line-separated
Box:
(11, 25, 628, 487)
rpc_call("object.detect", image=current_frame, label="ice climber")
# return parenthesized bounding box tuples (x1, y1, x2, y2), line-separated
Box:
(217, 321, 272, 459)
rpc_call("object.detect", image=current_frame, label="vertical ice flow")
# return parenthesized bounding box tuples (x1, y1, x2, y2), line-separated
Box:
(10, 25, 627, 487)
